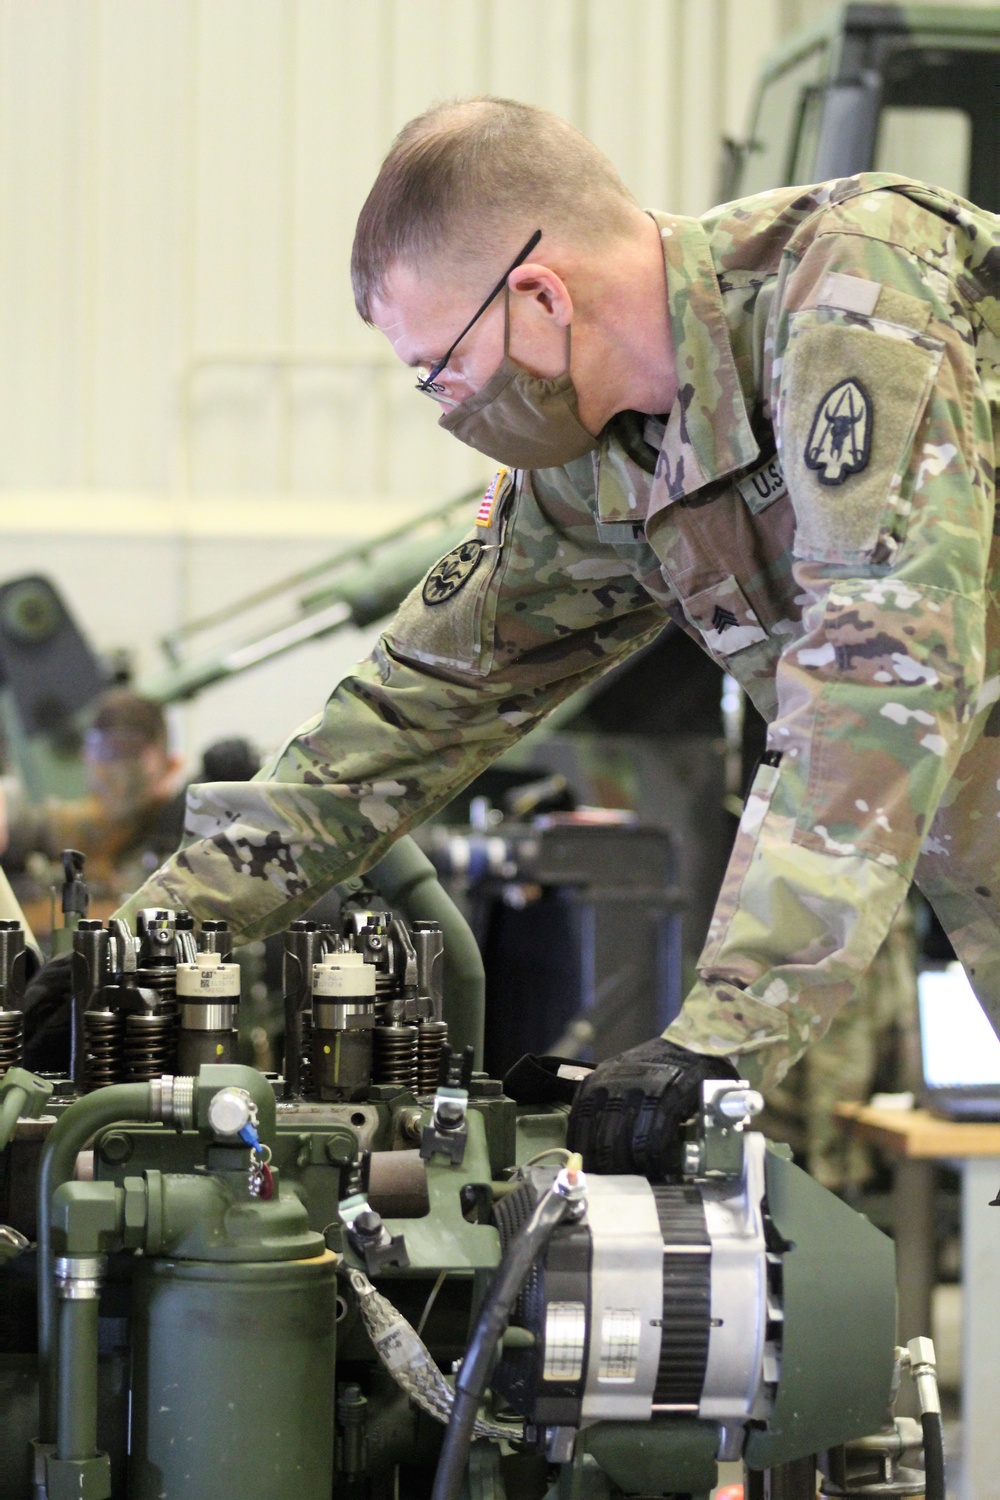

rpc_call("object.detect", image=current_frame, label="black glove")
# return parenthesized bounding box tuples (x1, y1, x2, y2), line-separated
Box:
(566, 1038, 738, 1179)
(502, 1053, 594, 1107)
(22, 951, 73, 1074)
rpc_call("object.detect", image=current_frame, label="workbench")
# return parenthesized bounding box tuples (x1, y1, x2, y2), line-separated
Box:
(836, 1103, 1000, 1500)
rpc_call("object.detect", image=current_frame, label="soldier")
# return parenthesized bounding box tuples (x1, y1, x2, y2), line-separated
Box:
(28, 98, 1000, 1173)
(2, 690, 186, 911)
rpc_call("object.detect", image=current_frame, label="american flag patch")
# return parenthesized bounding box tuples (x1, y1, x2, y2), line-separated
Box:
(475, 468, 509, 527)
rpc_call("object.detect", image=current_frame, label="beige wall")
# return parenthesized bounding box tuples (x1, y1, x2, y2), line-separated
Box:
(0, 0, 798, 509)
(0, 0, 990, 755)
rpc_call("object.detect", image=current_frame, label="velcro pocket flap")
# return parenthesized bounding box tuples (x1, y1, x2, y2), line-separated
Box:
(682, 575, 768, 656)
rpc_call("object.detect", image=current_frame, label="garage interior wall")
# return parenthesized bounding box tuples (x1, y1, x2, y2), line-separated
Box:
(0, 0, 987, 760)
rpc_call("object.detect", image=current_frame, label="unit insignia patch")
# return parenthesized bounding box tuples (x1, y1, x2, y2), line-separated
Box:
(422, 541, 484, 606)
(803, 377, 872, 486)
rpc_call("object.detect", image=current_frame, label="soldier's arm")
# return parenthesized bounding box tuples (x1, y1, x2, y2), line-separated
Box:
(115, 467, 666, 940)
(666, 199, 993, 1089)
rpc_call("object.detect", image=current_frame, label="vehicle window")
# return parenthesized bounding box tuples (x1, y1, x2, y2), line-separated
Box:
(880, 46, 998, 210)
(875, 106, 972, 197)
(789, 86, 825, 186)
(741, 45, 828, 196)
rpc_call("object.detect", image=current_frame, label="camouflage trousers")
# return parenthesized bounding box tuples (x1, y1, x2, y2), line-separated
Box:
(757, 901, 919, 1190)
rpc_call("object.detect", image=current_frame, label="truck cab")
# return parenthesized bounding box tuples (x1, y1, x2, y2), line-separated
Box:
(723, 3, 999, 207)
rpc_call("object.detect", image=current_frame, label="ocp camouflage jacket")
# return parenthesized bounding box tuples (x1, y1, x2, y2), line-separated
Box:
(119, 175, 1000, 1089)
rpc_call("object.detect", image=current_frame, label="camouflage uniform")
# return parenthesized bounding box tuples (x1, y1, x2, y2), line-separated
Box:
(758, 901, 919, 1189)
(118, 175, 1000, 1091)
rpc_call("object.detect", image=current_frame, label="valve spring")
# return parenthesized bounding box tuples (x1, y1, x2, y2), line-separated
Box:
(0, 1009, 23, 1075)
(299, 1011, 314, 1095)
(123, 1012, 179, 1082)
(374, 969, 396, 1000)
(83, 1012, 124, 1091)
(373, 1023, 419, 1091)
(135, 966, 176, 996)
(417, 1020, 449, 1095)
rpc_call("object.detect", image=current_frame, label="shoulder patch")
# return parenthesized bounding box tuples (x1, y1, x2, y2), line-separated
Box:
(804, 378, 872, 486)
(422, 540, 484, 606)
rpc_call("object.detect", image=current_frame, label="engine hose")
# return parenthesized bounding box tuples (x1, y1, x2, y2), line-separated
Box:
(431, 1186, 574, 1500)
(921, 1412, 946, 1500)
(368, 837, 485, 1066)
(37, 1081, 155, 1442)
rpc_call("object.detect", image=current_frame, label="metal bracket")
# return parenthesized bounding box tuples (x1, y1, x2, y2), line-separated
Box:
(420, 1043, 474, 1165)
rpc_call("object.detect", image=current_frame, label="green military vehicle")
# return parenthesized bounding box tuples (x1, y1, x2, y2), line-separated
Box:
(724, 3, 998, 207)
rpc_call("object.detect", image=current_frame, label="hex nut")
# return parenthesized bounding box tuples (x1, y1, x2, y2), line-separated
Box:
(99, 1132, 133, 1166)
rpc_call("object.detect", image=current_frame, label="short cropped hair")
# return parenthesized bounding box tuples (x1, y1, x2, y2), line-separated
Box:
(351, 97, 638, 323)
(89, 689, 167, 754)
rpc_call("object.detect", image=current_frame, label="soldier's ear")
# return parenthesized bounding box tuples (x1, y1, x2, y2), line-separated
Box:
(508, 264, 573, 327)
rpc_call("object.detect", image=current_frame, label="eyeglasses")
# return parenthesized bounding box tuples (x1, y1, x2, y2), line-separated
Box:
(416, 228, 542, 394)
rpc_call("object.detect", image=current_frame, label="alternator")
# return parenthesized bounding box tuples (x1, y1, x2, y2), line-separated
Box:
(493, 1130, 779, 1432)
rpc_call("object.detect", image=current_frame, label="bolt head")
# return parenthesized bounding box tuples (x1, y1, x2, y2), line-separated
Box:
(99, 1131, 133, 1165)
(325, 1133, 354, 1165)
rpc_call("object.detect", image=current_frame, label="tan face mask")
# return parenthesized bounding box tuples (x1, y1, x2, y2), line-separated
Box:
(437, 292, 599, 471)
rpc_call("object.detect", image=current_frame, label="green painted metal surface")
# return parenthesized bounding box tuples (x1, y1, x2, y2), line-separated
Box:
(129, 1254, 337, 1500)
(375, 1108, 501, 1273)
(745, 1146, 896, 1470)
(581, 1416, 719, 1496)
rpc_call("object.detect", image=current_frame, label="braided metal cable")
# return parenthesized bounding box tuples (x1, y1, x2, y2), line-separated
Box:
(348, 1269, 519, 1441)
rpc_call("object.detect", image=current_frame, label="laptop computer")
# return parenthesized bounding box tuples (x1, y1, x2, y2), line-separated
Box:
(918, 962, 1000, 1121)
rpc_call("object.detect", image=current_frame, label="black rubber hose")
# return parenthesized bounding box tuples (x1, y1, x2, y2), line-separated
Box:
(921, 1411, 946, 1500)
(431, 1187, 573, 1500)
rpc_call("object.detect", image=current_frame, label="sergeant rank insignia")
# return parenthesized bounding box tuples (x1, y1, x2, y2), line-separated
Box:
(423, 540, 484, 606)
(804, 377, 871, 486)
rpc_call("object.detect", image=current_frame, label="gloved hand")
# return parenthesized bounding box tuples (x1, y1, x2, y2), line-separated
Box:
(566, 1037, 738, 1178)
(22, 951, 73, 1073)
(503, 1053, 594, 1106)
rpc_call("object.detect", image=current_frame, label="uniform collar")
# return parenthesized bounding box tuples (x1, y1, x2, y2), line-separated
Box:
(647, 209, 759, 503)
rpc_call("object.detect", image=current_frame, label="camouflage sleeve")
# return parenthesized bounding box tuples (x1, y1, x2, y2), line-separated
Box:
(666, 199, 994, 1090)
(115, 464, 666, 940)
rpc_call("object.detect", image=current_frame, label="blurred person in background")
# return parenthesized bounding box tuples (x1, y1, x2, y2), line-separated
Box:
(1, 688, 259, 930)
